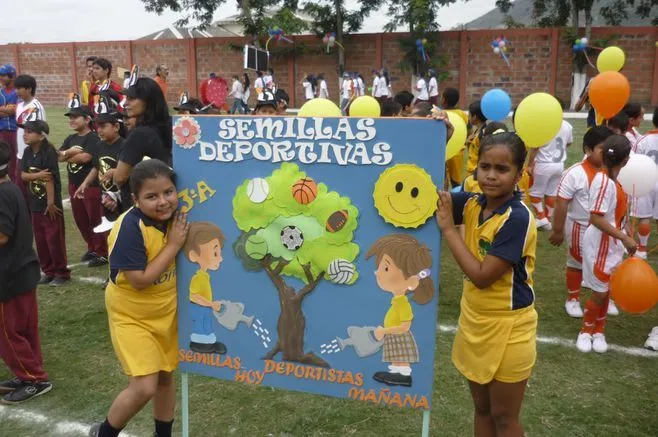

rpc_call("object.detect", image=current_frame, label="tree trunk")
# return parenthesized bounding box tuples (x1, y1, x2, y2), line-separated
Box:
(263, 273, 329, 368)
(335, 0, 345, 76)
(584, 4, 593, 40)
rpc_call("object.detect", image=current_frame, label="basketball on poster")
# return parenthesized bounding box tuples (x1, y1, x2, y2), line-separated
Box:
(173, 115, 445, 410)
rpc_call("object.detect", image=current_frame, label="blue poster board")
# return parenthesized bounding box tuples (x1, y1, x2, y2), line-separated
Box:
(173, 115, 445, 411)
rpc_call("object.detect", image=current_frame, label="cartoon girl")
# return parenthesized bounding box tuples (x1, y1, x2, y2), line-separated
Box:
(366, 234, 434, 387)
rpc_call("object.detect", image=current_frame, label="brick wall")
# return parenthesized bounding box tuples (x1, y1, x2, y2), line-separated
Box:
(2, 27, 656, 108)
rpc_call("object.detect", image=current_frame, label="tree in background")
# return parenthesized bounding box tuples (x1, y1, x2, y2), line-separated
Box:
(232, 163, 360, 367)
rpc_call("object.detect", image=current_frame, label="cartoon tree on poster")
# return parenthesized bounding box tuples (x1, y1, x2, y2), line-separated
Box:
(232, 162, 359, 368)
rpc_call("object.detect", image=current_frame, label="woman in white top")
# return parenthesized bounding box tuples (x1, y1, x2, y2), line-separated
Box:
(415, 73, 429, 105)
(229, 75, 245, 114)
(254, 71, 265, 94)
(428, 69, 439, 105)
(302, 74, 317, 101)
(317, 74, 329, 99)
(356, 74, 366, 97)
(241, 73, 251, 113)
(371, 71, 381, 97)
(340, 72, 353, 114)
(382, 69, 392, 99)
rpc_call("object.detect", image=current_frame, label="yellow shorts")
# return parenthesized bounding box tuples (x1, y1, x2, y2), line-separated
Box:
(452, 304, 537, 385)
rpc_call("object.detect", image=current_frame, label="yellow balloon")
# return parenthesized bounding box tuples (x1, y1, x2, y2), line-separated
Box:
(597, 46, 625, 72)
(514, 93, 563, 149)
(445, 111, 467, 161)
(349, 96, 381, 117)
(298, 98, 342, 117)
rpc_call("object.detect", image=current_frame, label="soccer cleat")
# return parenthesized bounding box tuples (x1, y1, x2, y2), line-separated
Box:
(88, 256, 108, 268)
(635, 250, 648, 260)
(565, 300, 584, 318)
(49, 277, 71, 287)
(0, 381, 52, 404)
(38, 275, 54, 285)
(80, 251, 95, 262)
(592, 333, 608, 353)
(576, 332, 593, 353)
(0, 377, 23, 394)
(607, 299, 619, 316)
(535, 217, 552, 231)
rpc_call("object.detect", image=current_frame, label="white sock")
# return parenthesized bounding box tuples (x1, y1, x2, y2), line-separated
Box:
(398, 366, 412, 376)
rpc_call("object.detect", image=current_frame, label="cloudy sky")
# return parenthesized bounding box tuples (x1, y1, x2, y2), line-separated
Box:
(1, 0, 496, 44)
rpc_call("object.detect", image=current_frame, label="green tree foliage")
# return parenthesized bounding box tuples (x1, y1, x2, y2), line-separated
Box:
(232, 162, 359, 367)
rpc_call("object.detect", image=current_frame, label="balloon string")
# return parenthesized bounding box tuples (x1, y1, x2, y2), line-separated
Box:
(265, 36, 273, 52)
(334, 41, 345, 51)
(501, 52, 512, 68)
(583, 51, 596, 69)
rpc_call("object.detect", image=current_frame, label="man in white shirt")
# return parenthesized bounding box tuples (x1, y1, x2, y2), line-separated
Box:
(14, 74, 45, 202)
(318, 74, 329, 99)
(340, 72, 353, 115)
(229, 75, 245, 114)
(356, 74, 365, 97)
(371, 72, 380, 97)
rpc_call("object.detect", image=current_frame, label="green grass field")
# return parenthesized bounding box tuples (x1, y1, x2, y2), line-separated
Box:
(1, 108, 657, 437)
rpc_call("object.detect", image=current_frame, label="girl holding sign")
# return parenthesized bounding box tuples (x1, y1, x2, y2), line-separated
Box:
(436, 132, 538, 437)
(90, 159, 189, 437)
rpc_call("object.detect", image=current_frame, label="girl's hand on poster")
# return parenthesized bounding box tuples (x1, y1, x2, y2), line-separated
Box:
(435, 191, 455, 232)
(212, 301, 222, 312)
(431, 110, 454, 142)
(45, 203, 62, 220)
(167, 210, 190, 249)
(374, 326, 385, 341)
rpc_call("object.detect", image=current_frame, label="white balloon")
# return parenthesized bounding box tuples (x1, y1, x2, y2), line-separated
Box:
(580, 37, 588, 45)
(617, 154, 658, 197)
(493, 47, 501, 54)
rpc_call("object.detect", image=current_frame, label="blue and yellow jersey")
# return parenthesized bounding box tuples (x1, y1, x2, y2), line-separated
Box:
(451, 192, 536, 313)
(107, 207, 176, 293)
(462, 173, 482, 194)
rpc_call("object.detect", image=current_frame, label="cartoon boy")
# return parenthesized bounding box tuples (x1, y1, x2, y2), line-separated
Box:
(184, 221, 226, 354)
(365, 234, 434, 387)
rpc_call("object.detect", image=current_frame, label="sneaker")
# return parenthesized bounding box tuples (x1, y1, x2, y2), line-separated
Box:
(88, 422, 101, 437)
(87, 256, 108, 268)
(49, 277, 70, 287)
(565, 299, 584, 318)
(80, 251, 95, 262)
(37, 275, 54, 285)
(536, 217, 552, 231)
(635, 250, 648, 260)
(0, 381, 52, 404)
(592, 333, 608, 353)
(644, 326, 658, 351)
(0, 377, 23, 394)
(607, 299, 620, 316)
(576, 332, 593, 353)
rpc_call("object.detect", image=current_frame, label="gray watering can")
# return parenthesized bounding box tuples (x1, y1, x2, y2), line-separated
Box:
(336, 326, 384, 358)
(213, 300, 254, 331)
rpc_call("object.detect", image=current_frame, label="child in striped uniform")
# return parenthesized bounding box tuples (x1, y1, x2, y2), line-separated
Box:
(576, 135, 635, 354)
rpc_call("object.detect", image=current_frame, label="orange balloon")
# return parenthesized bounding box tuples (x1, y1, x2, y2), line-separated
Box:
(588, 71, 631, 120)
(610, 257, 658, 314)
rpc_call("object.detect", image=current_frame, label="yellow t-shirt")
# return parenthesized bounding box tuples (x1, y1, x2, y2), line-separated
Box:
(466, 125, 484, 175)
(383, 295, 414, 328)
(190, 270, 212, 302)
(462, 174, 482, 193)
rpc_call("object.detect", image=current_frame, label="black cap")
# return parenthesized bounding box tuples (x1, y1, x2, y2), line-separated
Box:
(64, 105, 93, 118)
(19, 120, 50, 135)
(94, 111, 122, 124)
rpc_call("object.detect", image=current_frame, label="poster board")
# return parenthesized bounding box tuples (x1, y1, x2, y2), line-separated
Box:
(173, 115, 446, 412)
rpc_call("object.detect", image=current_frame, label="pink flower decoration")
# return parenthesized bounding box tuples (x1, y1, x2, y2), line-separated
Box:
(174, 117, 201, 149)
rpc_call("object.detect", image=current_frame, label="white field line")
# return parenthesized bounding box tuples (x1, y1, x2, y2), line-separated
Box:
(66, 262, 87, 269)
(0, 405, 140, 437)
(76, 276, 106, 285)
(438, 324, 658, 358)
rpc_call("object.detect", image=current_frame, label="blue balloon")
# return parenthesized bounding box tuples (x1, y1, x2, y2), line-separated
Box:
(481, 88, 512, 122)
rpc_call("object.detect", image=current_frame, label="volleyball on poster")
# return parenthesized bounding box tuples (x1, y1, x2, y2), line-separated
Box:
(173, 115, 445, 410)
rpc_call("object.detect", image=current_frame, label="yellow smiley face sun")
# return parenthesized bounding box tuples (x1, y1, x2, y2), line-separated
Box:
(373, 164, 438, 228)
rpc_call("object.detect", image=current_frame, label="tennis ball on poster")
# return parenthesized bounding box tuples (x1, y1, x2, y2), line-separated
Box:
(245, 234, 268, 260)
(247, 177, 269, 203)
(327, 259, 356, 284)
(292, 177, 318, 204)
